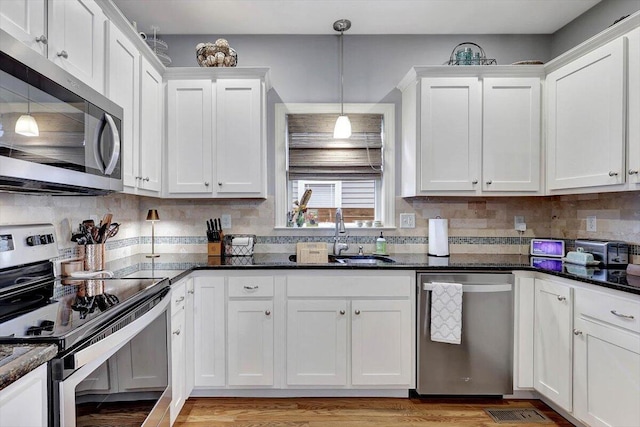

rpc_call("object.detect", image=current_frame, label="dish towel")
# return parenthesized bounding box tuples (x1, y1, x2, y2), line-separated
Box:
(430, 282, 463, 344)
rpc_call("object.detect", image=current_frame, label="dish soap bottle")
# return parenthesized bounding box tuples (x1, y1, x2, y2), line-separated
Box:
(376, 232, 386, 254)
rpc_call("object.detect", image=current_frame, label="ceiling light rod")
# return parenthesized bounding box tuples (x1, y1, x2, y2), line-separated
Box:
(333, 19, 351, 139)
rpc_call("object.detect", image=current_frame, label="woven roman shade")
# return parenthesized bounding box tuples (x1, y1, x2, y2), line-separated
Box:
(287, 113, 383, 180)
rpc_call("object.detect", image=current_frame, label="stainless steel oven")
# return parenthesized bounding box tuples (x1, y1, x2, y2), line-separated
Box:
(0, 28, 123, 195)
(0, 224, 171, 427)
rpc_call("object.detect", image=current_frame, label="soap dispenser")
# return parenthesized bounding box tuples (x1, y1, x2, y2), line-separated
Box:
(376, 232, 386, 254)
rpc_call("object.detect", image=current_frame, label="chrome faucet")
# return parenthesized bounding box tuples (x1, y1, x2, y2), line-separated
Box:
(333, 208, 349, 255)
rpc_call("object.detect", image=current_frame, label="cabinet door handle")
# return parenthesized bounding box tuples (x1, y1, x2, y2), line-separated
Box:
(175, 296, 185, 303)
(339, 310, 346, 315)
(471, 179, 478, 184)
(57, 50, 68, 59)
(556, 295, 566, 301)
(611, 310, 634, 319)
(35, 35, 48, 44)
(486, 180, 492, 185)
(354, 310, 361, 315)
(265, 310, 271, 316)
(573, 329, 582, 336)
(173, 329, 181, 335)
(244, 285, 259, 290)
(629, 169, 639, 175)
(609, 171, 618, 177)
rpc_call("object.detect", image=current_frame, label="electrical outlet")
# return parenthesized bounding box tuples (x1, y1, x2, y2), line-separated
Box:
(515, 223, 527, 231)
(586, 215, 597, 232)
(400, 213, 416, 229)
(221, 214, 232, 230)
(514, 216, 525, 229)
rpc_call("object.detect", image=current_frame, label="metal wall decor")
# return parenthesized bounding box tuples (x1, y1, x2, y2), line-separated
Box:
(445, 42, 496, 66)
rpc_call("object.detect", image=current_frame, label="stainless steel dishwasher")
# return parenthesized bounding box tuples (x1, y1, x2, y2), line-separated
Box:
(417, 272, 514, 396)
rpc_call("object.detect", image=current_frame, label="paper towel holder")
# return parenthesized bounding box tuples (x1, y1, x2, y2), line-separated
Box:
(428, 216, 450, 257)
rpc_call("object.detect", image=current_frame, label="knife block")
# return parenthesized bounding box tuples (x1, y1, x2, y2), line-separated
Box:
(207, 232, 224, 257)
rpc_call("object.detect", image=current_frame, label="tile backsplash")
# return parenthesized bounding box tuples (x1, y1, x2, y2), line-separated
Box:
(1, 191, 638, 263)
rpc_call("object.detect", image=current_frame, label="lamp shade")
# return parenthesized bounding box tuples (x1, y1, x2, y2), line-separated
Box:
(146, 209, 160, 221)
(15, 114, 39, 137)
(333, 115, 352, 139)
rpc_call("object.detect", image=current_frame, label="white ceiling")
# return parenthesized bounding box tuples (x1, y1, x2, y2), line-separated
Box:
(113, 0, 601, 35)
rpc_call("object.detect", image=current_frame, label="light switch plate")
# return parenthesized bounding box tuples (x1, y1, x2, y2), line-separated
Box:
(400, 213, 416, 229)
(221, 214, 232, 230)
(586, 216, 596, 232)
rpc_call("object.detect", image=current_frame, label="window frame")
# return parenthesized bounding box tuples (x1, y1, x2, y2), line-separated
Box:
(275, 103, 395, 229)
(296, 180, 343, 208)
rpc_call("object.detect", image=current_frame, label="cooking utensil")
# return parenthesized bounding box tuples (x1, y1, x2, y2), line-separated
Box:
(105, 223, 120, 240)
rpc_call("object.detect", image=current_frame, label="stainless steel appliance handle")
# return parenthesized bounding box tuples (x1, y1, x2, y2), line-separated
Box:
(422, 282, 512, 293)
(72, 294, 169, 369)
(103, 113, 121, 175)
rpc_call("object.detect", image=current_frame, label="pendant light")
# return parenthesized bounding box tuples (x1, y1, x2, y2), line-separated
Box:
(333, 19, 351, 139)
(15, 68, 39, 137)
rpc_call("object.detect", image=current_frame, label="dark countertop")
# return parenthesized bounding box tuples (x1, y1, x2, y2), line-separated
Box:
(0, 344, 57, 392)
(108, 252, 640, 296)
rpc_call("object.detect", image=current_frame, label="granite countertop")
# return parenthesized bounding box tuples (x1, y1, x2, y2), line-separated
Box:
(0, 344, 57, 392)
(108, 252, 640, 295)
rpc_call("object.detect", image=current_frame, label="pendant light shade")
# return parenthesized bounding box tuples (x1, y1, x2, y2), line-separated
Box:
(333, 19, 351, 139)
(15, 114, 39, 137)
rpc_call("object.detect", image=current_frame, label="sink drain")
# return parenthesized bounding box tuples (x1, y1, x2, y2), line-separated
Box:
(484, 408, 551, 424)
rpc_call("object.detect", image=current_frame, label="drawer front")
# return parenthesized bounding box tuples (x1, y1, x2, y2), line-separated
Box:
(228, 276, 274, 298)
(171, 282, 187, 315)
(575, 288, 640, 334)
(287, 275, 412, 298)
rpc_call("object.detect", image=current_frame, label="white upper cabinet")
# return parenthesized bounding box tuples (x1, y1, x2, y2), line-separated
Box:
(137, 57, 163, 193)
(626, 28, 640, 187)
(215, 78, 266, 196)
(47, 0, 105, 92)
(398, 67, 543, 197)
(546, 37, 626, 192)
(482, 77, 541, 192)
(106, 22, 139, 189)
(0, 0, 47, 55)
(164, 68, 269, 198)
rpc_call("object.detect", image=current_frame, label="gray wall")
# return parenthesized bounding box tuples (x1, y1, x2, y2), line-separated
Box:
(551, 0, 640, 57)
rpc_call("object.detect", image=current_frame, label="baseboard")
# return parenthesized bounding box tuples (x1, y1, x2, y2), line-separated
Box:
(189, 389, 410, 398)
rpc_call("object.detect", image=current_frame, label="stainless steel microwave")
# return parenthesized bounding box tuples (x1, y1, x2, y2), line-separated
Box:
(0, 28, 123, 195)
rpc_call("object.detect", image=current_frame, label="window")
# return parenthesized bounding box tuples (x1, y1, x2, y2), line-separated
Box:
(275, 103, 395, 228)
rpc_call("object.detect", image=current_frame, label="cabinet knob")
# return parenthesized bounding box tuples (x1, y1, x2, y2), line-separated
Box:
(573, 329, 582, 336)
(629, 170, 639, 175)
(204, 182, 210, 186)
(557, 295, 566, 302)
(218, 182, 223, 186)
(355, 310, 361, 315)
(35, 35, 48, 45)
(57, 50, 68, 59)
(471, 179, 478, 184)
(609, 171, 618, 177)
(265, 310, 271, 316)
(188, 289, 194, 294)
(611, 310, 634, 319)
(173, 329, 181, 335)
(144, 176, 150, 182)
(339, 310, 346, 315)
(486, 180, 492, 185)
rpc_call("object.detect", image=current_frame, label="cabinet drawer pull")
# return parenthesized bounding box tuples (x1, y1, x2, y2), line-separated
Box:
(609, 171, 618, 177)
(611, 310, 634, 320)
(265, 310, 271, 316)
(173, 329, 181, 335)
(629, 170, 639, 175)
(35, 35, 48, 44)
(175, 296, 185, 303)
(573, 329, 583, 336)
(57, 50, 68, 59)
(339, 310, 345, 315)
(244, 285, 259, 290)
(556, 295, 566, 301)
(355, 310, 361, 315)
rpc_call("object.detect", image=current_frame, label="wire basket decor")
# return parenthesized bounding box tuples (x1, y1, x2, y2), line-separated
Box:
(224, 234, 256, 256)
(445, 42, 496, 66)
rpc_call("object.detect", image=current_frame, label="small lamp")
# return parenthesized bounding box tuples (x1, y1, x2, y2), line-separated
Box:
(333, 19, 352, 139)
(15, 68, 39, 137)
(146, 209, 160, 258)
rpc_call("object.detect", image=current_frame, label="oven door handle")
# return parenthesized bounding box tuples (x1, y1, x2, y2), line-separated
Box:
(422, 282, 512, 293)
(71, 294, 169, 369)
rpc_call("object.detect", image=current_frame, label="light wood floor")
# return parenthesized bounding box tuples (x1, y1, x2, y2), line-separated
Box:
(175, 397, 573, 427)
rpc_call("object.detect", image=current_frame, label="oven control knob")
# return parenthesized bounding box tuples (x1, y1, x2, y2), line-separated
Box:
(26, 235, 40, 246)
(45, 234, 54, 244)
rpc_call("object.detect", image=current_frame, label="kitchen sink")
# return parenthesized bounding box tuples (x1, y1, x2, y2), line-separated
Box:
(288, 254, 395, 264)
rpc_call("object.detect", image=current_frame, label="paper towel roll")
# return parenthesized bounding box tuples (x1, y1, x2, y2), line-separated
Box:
(428, 218, 449, 257)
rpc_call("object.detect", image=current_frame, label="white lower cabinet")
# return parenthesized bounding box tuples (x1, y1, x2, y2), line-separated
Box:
(0, 363, 48, 427)
(573, 287, 640, 427)
(170, 278, 194, 424)
(193, 275, 226, 387)
(533, 278, 573, 412)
